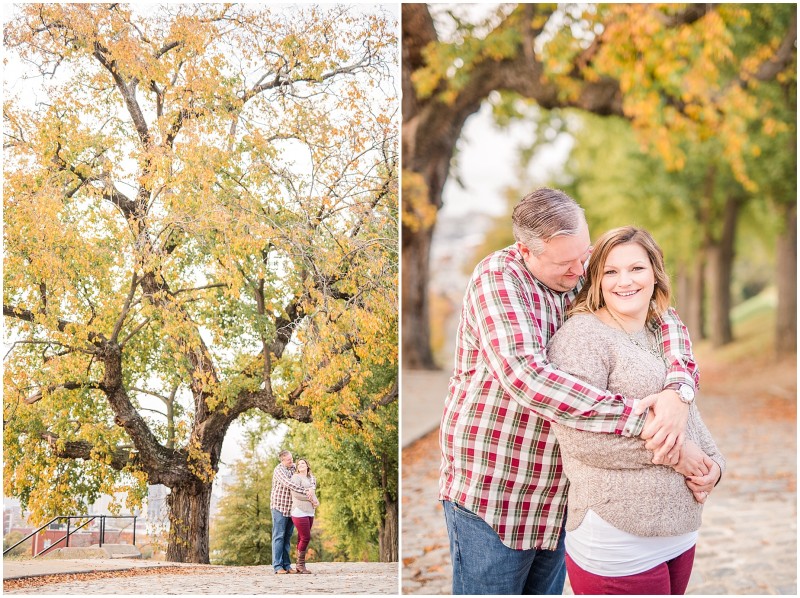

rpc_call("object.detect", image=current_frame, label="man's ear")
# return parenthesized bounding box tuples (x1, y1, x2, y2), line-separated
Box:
(517, 241, 531, 259)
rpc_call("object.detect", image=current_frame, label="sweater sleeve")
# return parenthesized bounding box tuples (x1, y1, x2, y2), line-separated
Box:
(274, 466, 308, 493)
(687, 404, 726, 477)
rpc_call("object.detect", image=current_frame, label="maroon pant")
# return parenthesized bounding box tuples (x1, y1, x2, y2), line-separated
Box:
(566, 545, 696, 595)
(291, 516, 314, 552)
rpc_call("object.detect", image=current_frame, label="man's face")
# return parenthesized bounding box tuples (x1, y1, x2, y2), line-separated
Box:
(519, 221, 592, 293)
(280, 452, 294, 468)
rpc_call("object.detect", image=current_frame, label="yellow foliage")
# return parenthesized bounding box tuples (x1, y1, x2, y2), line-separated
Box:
(401, 169, 437, 232)
(3, 3, 398, 527)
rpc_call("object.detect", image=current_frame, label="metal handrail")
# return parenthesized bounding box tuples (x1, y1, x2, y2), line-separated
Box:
(3, 517, 59, 556)
(33, 516, 96, 558)
(3, 515, 138, 557)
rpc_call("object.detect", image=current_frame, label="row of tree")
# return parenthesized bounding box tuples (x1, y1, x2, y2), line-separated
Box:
(402, 3, 796, 368)
(4, 4, 398, 564)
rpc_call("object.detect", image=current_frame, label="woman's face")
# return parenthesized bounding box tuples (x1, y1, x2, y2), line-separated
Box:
(600, 242, 655, 321)
(296, 460, 308, 474)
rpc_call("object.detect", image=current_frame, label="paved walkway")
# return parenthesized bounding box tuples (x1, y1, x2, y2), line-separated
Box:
(401, 358, 797, 595)
(402, 370, 451, 447)
(3, 560, 398, 594)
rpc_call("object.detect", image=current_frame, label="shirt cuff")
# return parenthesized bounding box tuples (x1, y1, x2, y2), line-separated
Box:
(620, 399, 647, 437)
(664, 370, 696, 392)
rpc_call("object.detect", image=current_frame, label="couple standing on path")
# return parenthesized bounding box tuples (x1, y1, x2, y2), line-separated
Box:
(439, 188, 725, 595)
(270, 450, 320, 575)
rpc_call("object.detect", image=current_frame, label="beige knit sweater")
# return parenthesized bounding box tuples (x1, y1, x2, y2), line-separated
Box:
(547, 313, 726, 537)
(290, 474, 318, 515)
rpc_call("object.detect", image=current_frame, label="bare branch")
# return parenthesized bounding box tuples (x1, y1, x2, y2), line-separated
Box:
(130, 386, 172, 406)
(5, 304, 70, 332)
(172, 283, 227, 296)
(111, 272, 139, 342)
(156, 40, 182, 59)
(91, 40, 151, 147)
(119, 316, 153, 348)
(659, 4, 715, 28)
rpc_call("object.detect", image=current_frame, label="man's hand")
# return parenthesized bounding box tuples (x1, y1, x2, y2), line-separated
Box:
(635, 389, 689, 465)
(686, 460, 721, 504)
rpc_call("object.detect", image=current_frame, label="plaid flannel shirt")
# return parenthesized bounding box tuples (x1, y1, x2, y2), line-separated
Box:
(439, 244, 698, 551)
(271, 464, 317, 516)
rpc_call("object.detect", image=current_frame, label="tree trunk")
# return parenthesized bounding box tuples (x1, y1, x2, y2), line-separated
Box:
(675, 260, 705, 342)
(775, 202, 797, 355)
(689, 257, 706, 341)
(402, 223, 437, 369)
(706, 195, 740, 347)
(379, 491, 398, 562)
(166, 481, 213, 563)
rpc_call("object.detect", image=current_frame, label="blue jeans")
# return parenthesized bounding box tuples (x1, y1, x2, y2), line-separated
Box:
(442, 500, 566, 595)
(271, 509, 295, 571)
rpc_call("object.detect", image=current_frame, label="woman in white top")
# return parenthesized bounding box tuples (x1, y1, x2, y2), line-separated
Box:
(290, 458, 319, 574)
(547, 226, 725, 595)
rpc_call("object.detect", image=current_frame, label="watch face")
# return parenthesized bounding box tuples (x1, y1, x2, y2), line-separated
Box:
(680, 386, 695, 402)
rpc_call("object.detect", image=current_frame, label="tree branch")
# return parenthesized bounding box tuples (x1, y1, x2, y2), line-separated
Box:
(43, 431, 134, 470)
(659, 4, 715, 28)
(5, 304, 71, 334)
(25, 381, 103, 405)
(92, 40, 151, 147)
(748, 7, 797, 83)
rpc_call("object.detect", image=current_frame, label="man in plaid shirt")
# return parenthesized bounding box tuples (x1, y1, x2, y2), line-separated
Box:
(439, 188, 719, 594)
(271, 450, 315, 574)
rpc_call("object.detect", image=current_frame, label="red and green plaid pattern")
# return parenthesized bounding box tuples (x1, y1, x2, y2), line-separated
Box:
(439, 244, 698, 551)
(270, 465, 316, 516)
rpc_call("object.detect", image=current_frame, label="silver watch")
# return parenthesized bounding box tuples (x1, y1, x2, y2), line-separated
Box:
(675, 384, 695, 404)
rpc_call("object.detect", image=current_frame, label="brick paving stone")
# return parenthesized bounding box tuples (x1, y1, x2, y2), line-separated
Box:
(4, 562, 399, 595)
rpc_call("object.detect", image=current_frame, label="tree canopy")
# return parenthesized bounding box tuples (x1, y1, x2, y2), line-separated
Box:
(3, 3, 398, 563)
(402, 3, 795, 367)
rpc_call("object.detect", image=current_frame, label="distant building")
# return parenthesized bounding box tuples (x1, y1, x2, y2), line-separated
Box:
(3, 498, 26, 536)
(145, 484, 169, 525)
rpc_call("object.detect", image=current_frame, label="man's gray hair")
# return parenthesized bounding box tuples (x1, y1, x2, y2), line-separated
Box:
(512, 188, 586, 256)
(278, 449, 291, 459)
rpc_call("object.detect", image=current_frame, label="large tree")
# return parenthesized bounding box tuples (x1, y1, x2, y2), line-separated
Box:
(3, 3, 398, 564)
(402, 3, 796, 368)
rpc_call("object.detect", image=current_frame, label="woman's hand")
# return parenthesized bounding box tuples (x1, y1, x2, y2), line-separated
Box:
(672, 439, 710, 477)
(686, 460, 721, 504)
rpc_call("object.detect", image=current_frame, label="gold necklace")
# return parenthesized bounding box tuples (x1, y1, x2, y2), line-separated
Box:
(606, 309, 663, 361)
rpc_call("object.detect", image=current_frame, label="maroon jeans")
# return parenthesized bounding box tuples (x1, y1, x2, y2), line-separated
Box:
(291, 516, 314, 552)
(566, 545, 696, 595)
